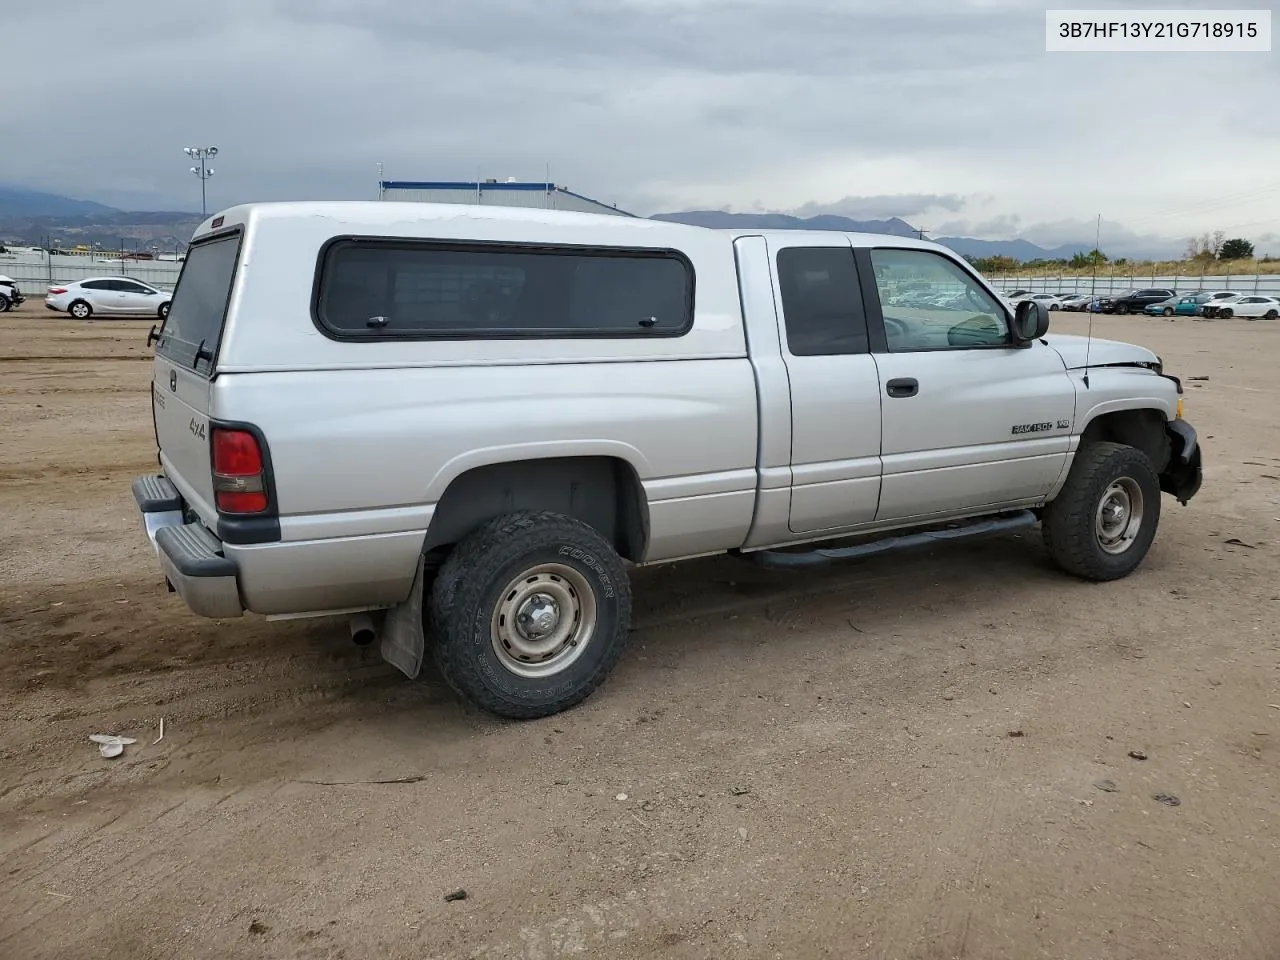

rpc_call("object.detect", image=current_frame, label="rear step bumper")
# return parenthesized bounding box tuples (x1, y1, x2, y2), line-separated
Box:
(132, 474, 244, 619)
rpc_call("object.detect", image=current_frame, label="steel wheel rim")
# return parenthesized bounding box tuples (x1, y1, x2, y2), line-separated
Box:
(1095, 477, 1144, 555)
(491, 563, 596, 678)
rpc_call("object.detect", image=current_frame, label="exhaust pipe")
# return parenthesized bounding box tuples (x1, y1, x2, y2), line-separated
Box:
(349, 612, 377, 646)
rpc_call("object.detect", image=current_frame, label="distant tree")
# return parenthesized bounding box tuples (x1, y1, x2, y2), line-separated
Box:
(1186, 233, 1217, 262)
(1219, 238, 1254, 260)
(1211, 230, 1226, 257)
(970, 254, 1019, 275)
(1068, 248, 1108, 269)
(1113, 257, 1128, 267)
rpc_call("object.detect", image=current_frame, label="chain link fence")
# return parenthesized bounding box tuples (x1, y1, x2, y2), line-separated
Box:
(0, 250, 182, 293)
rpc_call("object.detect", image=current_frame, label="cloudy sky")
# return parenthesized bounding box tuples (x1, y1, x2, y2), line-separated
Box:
(6, 0, 1278, 254)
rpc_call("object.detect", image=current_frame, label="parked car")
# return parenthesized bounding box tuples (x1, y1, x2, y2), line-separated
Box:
(132, 201, 1203, 719)
(1104, 289, 1177, 314)
(45, 277, 172, 319)
(0, 275, 24, 312)
(1011, 293, 1067, 310)
(1202, 295, 1280, 320)
(1059, 294, 1095, 312)
(1144, 295, 1208, 318)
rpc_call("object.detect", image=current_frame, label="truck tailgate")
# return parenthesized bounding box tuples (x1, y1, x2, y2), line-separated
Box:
(152, 355, 217, 518)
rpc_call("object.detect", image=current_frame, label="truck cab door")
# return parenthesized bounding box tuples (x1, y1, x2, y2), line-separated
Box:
(859, 245, 1078, 522)
(766, 236, 883, 535)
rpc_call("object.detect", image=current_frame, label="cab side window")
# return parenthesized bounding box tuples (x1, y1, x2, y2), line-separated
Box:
(869, 248, 1011, 351)
(775, 247, 869, 356)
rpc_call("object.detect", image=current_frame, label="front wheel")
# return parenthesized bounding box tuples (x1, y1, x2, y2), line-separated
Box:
(1042, 442, 1161, 581)
(0, 294, 10, 313)
(428, 511, 632, 719)
(1218, 308, 1233, 319)
(1114, 304, 1128, 315)
(158, 301, 170, 319)
(1163, 307, 1174, 317)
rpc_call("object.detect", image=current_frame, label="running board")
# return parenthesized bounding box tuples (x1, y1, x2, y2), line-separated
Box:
(747, 510, 1039, 569)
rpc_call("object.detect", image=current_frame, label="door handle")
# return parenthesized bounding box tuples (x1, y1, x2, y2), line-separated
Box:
(885, 377, 918, 398)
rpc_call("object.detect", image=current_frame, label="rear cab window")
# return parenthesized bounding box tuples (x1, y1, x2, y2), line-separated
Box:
(155, 231, 242, 376)
(775, 247, 870, 356)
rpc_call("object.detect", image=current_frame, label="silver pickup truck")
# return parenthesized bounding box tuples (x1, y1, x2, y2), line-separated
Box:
(133, 202, 1202, 718)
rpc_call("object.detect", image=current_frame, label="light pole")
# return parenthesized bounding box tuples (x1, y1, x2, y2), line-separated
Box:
(184, 145, 218, 216)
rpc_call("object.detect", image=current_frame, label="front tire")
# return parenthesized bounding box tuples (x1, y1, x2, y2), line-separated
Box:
(1218, 308, 1233, 319)
(1042, 442, 1161, 582)
(69, 300, 92, 319)
(428, 511, 632, 719)
(158, 301, 170, 319)
(0, 294, 10, 313)
(1163, 307, 1174, 317)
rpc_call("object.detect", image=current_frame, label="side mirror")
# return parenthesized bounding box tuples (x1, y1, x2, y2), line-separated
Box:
(1012, 299, 1050, 345)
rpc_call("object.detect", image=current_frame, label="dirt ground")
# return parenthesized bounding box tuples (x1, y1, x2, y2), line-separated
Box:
(2, 299, 1279, 960)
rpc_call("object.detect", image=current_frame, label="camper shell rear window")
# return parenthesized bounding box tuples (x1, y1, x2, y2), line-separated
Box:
(312, 237, 695, 340)
(155, 230, 242, 376)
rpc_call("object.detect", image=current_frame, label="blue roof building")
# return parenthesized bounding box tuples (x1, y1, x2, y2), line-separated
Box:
(378, 179, 635, 217)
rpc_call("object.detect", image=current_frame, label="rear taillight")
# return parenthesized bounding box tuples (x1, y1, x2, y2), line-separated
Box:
(211, 427, 269, 513)
(48, 287, 67, 295)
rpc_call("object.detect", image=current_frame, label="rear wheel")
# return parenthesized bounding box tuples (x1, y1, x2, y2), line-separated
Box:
(1264, 309, 1278, 320)
(1042, 442, 1161, 582)
(69, 300, 92, 319)
(428, 511, 632, 719)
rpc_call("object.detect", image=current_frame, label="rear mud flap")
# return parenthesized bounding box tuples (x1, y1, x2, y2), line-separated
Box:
(380, 555, 426, 679)
(1160, 420, 1203, 505)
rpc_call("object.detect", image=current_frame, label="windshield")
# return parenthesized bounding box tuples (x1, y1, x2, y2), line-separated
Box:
(155, 232, 241, 376)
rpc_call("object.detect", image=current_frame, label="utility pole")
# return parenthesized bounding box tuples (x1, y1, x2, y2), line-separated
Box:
(184, 145, 219, 216)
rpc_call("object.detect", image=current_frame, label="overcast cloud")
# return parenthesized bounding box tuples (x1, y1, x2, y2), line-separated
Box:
(6, 0, 1278, 250)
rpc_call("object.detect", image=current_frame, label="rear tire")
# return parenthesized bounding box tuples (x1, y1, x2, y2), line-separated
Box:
(1042, 442, 1161, 582)
(69, 300, 92, 319)
(428, 510, 632, 719)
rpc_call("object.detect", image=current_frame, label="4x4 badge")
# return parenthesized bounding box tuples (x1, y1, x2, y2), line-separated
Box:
(169, 369, 177, 392)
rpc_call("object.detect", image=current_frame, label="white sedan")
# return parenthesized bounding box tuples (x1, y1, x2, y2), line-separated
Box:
(1009, 292, 1067, 310)
(46, 277, 171, 320)
(1204, 295, 1280, 320)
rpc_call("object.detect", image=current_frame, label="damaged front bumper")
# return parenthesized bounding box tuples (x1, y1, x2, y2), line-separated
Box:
(1161, 419, 1203, 505)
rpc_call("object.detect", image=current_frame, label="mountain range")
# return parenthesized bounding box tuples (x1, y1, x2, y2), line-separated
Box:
(0, 186, 1094, 261)
(650, 210, 1086, 261)
(0, 186, 202, 252)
